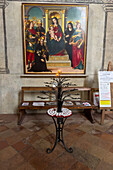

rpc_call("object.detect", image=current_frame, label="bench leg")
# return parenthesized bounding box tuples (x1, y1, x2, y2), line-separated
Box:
(101, 109, 105, 125)
(84, 109, 95, 124)
(17, 110, 26, 125)
(91, 109, 95, 123)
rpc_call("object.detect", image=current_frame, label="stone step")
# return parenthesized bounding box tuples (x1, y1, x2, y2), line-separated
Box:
(49, 55, 69, 61)
(47, 60, 71, 67)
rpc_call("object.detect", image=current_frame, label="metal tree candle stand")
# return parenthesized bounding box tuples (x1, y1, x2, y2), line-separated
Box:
(37, 71, 79, 153)
(47, 107, 73, 153)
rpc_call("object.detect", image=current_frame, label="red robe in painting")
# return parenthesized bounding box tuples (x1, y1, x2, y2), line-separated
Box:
(72, 42, 84, 68)
(26, 28, 37, 65)
(72, 29, 84, 69)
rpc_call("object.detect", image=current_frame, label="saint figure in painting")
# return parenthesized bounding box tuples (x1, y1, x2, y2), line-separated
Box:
(46, 17, 65, 55)
(69, 21, 85, 70)
(29, 38, 50, 72)
(35, 19, 45, 43)
(26, 21, 37, 70)
(65, 22, 75, 67)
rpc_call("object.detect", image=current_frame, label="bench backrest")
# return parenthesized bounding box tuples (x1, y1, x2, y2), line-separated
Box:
(21, 87, 53, 102)
(20, 86, 91, 103)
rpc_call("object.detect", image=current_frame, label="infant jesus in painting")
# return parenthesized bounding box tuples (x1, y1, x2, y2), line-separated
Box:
(49, 25, 58, 41)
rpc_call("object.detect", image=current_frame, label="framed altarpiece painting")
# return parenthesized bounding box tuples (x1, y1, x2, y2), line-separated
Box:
(22, 3, 88, 75)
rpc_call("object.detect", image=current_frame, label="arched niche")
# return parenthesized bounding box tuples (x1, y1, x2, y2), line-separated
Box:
(25, 6, 45, 28)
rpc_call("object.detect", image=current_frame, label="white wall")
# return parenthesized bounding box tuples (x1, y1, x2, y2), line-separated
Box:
(104, 12, 113, 69)
(85, 4, 105, 87)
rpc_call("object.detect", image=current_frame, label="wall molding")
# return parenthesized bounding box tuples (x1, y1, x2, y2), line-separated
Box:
(6, 0, 113, 4)
(20, 74, 88, 78)
(0, 68, 8, 74)
(0, 0, 8, 8)
(103, 4, 113, 11)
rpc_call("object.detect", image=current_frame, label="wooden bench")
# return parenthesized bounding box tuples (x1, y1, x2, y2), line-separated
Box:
(18, 86, 96, 125)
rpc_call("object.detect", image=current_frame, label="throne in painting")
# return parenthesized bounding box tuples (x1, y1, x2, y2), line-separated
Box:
(45, 10, 71, 68)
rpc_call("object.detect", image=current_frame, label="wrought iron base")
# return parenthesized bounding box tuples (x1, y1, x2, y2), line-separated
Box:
(46, 117, 73, 154)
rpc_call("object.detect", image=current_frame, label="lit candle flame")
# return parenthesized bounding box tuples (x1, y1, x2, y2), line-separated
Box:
(56, 73, 59, 77)
(58, 70, 61, 74)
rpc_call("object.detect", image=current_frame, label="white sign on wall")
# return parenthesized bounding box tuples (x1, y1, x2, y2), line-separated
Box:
(98, 71, 113, 107)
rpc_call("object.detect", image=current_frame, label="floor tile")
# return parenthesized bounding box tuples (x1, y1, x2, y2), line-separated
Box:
(22, 120, 36, 129)
(44, 133, 56, 144)
(72, 146, 100, 170)
(0, 125, 9, 132)
(64, 132, 80, 146)
(103, 151, 113, 165)
(20, 146, 37, 161)
(17, 162, 35, 170)
(45, 152, 75, 170)
(12, 125, 25, 133)
(77, 133, 99, 146)
(109, 145, 113, 153)
(42, 149, 60, 163)
(0, 161, 9, 170)
(37, 129, 51, 138)
(96, 160, 113, 170)
(12, 140, 30, 152)
(5, 122, 18, 129)
(29, 153, 48, 170)
(86, 144, 107, 160)
(73, 129, 86, 137)
(0, 140, 9, 151)
(0, 136, 3, 141)
(6, 153, 25, 169)
(0, 146, 17, 162)
(28, 133, 41, 144)
(76, 122, 94, 133)
(69, 161, 91, 170)
(75, 140, 92, 152)
(45, 123, 55, 134)
(0, 129, 16, 139)
(64, 123, 82, 132)
(34, 138, 51, 152)
(100, 133, 113, 143)
(75, 139, 108, 160)
(18, 128, 33, 138)
(95, 137, 113, 151)
(5, 134, 22, 145)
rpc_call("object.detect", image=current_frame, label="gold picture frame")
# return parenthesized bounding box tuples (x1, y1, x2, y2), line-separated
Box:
(22, 3, 89, 74)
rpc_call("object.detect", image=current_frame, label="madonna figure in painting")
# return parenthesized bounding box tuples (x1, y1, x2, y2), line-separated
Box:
(69, 21, 85, 70)
(46, 17, 65, 55)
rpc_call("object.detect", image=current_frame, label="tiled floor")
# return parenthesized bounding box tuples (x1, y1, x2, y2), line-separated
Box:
(0, 111, 113, 170)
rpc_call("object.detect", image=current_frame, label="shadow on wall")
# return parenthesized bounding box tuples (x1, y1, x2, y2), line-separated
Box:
(84, 70, 99, 88)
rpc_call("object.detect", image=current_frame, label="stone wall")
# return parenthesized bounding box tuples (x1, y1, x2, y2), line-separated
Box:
(104, 12, 113, 68)
(0, 1, 109, 114)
